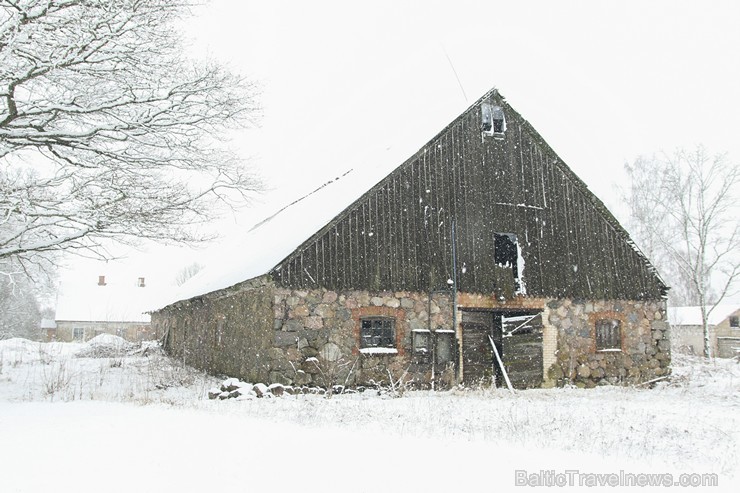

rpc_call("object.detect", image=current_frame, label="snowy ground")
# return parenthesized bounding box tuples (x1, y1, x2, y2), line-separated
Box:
(1, 337, 737, 492)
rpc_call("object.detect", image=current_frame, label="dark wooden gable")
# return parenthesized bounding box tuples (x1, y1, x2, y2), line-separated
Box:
(270, 89, 667, 300)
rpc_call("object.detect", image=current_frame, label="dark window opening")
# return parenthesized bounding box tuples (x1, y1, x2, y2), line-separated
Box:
(595, 319, 621, 351)
(360, 317, 396, 348)
(494, 232, 519, 280)
(730, 316, 739, 328)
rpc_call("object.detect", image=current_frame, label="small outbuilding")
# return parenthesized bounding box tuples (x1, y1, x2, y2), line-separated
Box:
(669, 304, 740, 358)
(152, 88, 670, 389)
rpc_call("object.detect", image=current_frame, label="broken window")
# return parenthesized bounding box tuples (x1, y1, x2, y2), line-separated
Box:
(494, 233, 519, 279)
(595, 319, 622, 351)
(481, 103, 506, 137)
(360, 317, 396, 348)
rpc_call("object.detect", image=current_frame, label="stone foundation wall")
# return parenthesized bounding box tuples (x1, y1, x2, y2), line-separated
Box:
(545, 299, 670, 387)
(157, 279, 670, 390)
(268, 288, 454, 388)
(154, 279, 274, 382)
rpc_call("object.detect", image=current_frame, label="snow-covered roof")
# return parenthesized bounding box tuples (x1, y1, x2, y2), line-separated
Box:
(668, 304, 739, 327)
(39, 318, 57, 329)
(156, 88, 502, 309)
(56, 277, 154, 323)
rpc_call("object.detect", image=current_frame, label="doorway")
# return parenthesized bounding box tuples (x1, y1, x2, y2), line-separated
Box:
(461, 309, 543, 388)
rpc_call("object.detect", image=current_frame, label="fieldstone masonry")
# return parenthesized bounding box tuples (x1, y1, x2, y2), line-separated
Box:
(155, 276, 670, 390)
(267, 287, 453, 387)
(545, 299, 670, 387)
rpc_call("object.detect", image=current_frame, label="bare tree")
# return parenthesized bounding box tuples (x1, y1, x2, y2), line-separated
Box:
(174, 261, 203, 286)
(0, 0, 262, 273)
(624, 146, 740, 357)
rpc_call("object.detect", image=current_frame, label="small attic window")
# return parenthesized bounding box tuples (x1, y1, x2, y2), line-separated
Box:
(481, 103, 506, 137)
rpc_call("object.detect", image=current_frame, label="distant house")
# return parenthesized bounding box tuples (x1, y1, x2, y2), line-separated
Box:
(39, 318, 57, 340)
(52, 275, 159, 343)
(668, 304, 740, 358)
(152, 88, 670, 389)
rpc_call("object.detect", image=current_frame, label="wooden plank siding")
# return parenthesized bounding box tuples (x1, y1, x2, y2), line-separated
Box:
(270, 89, 667, 300)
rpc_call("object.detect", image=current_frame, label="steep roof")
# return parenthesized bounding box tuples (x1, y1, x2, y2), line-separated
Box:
(56, 277, 152, 323)
(160, 87, 666, 308)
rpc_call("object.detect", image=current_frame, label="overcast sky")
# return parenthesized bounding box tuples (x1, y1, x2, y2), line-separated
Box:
(61, 0, 740, 290)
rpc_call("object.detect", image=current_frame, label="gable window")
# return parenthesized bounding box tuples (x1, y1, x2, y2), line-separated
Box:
(481, 103, 506, 137)
(595, 319, 621, 351)
(360, 317, 396, 349)
(730, 316, 739, 328)
(494, 233, 519, 278)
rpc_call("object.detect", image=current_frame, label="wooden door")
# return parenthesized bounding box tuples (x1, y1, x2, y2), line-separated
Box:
(461, 310, 498, 386)
(501, 313, 544, 389)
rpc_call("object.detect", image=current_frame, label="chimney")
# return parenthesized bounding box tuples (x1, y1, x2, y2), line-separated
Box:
(98, 275, 106, 286)
(137, 277, 146, 288)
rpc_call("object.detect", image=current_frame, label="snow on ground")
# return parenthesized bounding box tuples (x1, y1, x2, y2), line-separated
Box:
(1, 339, 738, 492)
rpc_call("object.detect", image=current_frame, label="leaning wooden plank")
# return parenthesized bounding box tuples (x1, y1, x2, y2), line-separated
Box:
(489, 335, 515, 394)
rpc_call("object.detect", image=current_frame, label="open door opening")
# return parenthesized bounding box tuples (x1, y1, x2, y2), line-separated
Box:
(461, 309, 543, 388)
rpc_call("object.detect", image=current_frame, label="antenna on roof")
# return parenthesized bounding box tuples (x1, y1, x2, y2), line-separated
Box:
(441, 42, 468, 103)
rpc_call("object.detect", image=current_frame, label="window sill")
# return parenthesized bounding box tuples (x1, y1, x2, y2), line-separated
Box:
(596, 348, 622, 352)
(359, 347, 398, 355)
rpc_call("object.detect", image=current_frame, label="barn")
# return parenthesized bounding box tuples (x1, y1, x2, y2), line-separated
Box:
(151, 88, 671, 390)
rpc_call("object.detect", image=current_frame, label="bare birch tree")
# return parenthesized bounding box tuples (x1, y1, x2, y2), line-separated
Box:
(624, 146, 740, 358)
(0, 0, 262, 274)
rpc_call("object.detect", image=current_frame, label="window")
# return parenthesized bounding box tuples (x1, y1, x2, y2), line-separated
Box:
(412, 330, 430, 355)
(73, 327, 84, 341)
(435, 331, 455, 364)
(481, 103, 506, 137)
(360, 317, 396, 348)
(494, 232, 520, 280)
(595, 319, 621, 351)
(730, 316, 739, 328)
(413, 329, 455, 365)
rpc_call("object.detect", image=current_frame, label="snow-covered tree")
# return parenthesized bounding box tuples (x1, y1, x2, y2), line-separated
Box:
(0, 0, 261, 273)
(624, 146, 739, 358)
(0, 264, 50, 339)
(174, 261, 204, 286)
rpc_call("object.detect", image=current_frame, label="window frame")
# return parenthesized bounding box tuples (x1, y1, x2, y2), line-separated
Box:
(73, 327, 84, 341)
(594, 318, 622, 352)
(360, 316, 397, 349)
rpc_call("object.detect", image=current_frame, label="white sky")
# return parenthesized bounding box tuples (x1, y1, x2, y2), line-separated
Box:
(59, 0, 740, 294)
